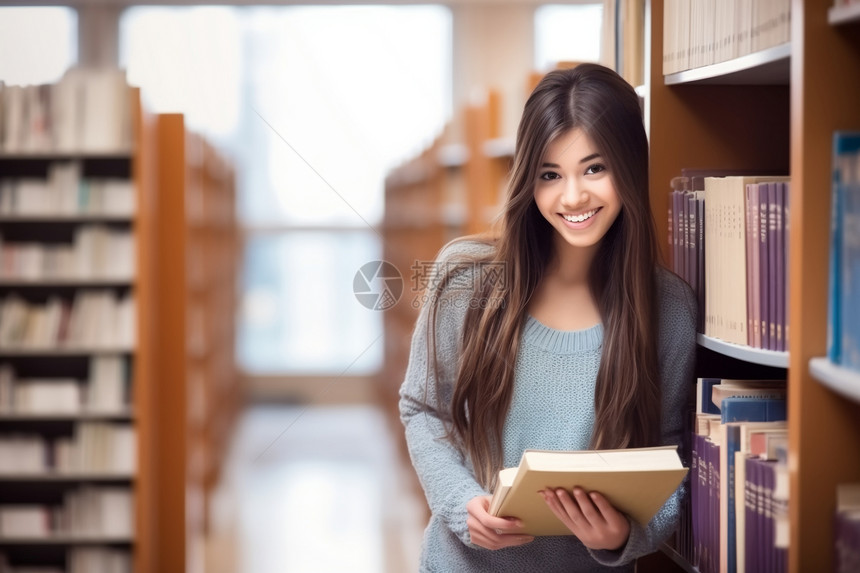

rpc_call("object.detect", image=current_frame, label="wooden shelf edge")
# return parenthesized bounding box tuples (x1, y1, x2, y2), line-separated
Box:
(664, 43, 791, 86)
(0, 473, 135, 481)
(0, 410, 133, 421)
(809, 357, 860, 404)
(0, 347, 134, 356)
(0, 278, 134, 287)
(829, 2, 860, 25)
(0, 215, 134, 223)
(0, 535, 133, 545)
(0, 151, 133, 161)
(696, 333, 789, 368)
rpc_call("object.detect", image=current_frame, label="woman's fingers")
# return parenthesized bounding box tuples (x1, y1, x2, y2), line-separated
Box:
(541, 488, 631, 550)
(466, 495, 534, 550)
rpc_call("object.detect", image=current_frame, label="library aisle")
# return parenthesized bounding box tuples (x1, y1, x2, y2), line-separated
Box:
(208, 404, 425, 573)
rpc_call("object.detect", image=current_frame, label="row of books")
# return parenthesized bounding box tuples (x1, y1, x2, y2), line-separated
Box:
(828, 131, 860, 373)
(0, 487, 132, 537)
(0, 548, 130, 573)
(836, 483, 860, 573)
(0, 423, 135, 474)
(0, 226, 135, 281)
(0, 292, 135, 349)
(690, 379, 788, 573)
(0, 175, 135, 218)
(0, 357, 130, 415)
(669, 173, 790, 351)
(0, 69, 132, 154)
(663, 0, 790, 75)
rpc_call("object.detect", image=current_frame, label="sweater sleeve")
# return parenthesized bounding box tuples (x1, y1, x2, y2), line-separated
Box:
(398, 246, 490, 546)
(589, 270, 698, 567)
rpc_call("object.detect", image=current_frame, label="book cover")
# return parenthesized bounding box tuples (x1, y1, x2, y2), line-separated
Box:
(775, 182, 785, 351)
(697, 378, 723, 415)
(709, 379, 786, 412)
(759, 184, 771, 351)
(718, 398, 787, 573)
(489, 446, 688, 536)
(697, 193, 706, 333)
(749, 183, 762, 348)
(829, 132, 860, 364)
(745, 183, 754, 347)
(786, 180, 792, 348)
(688, 191, 699, 293)
(843, 179, 860, 372)
(768, 182, 779, 351)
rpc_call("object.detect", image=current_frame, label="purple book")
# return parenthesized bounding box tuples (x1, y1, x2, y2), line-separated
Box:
(775, 182, 786, 352)
(711, 439, 721, 573)
(768, 183, 779, 351)
(745, 184, 755, 347)
(759, 184, 771, 351)
(784, 182, 791, 351)
(673, 189, 682, 275)
(744, 456, 757, 573)
(692, 433, 702, 568)
(688, 192, 698, 292)
(698, 196, 706, 334)
(681, 189, 689, 281)
(835, 509, 860, 573)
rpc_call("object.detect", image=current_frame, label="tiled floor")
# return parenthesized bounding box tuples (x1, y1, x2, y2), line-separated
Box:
(208, 404, 425, 573)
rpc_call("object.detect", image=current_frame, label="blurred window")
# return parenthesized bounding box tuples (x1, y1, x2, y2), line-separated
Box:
(0, 7, 78, 85)
(534, 3, 604, 70)
(121, 6, 452, 375)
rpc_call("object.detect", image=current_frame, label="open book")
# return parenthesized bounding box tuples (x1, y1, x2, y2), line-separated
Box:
(489, 445, 688, 536)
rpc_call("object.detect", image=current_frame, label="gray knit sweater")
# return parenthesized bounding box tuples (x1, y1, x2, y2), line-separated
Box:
(399, 240, 697, 572)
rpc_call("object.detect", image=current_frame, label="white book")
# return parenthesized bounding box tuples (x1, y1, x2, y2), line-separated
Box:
(0, 364, 13, 411)
(81, 69, 130, 153)
(0, 505, 49, 536)
(16, 379, 81, 414)
(15, 179, 50, 216)
(87, 356, 126, 412)
(2, 85, 25, 153)
(52, 68, 85, 152)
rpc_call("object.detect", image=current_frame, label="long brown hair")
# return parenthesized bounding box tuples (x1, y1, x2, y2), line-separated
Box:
(428, 64, 662, 489)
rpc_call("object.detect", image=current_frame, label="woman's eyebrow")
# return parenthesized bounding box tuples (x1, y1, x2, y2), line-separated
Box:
(541, 153, 601, 169)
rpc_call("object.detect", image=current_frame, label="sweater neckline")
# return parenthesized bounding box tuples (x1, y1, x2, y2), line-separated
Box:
(523, 315, 603, 353)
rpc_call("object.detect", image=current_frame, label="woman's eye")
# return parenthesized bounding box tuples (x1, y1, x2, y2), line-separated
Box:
(585, 164, 606, 175)
(539, 171, 560, 181)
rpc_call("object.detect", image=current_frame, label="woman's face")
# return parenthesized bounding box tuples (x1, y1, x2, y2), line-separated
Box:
(533, 128, 622, 253)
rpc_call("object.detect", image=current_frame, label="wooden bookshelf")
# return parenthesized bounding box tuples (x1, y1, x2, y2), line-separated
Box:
(154, 114, 240, 573)
(0, 85, 157, 573)
(647, 1, 860, 571)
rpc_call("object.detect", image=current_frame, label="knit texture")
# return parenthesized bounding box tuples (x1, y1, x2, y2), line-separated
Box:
(399, 240, 697, 572)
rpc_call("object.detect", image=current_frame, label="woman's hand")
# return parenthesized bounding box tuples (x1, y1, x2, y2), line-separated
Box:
(541, 487, 630, 551)
(466, 495, 535, 550)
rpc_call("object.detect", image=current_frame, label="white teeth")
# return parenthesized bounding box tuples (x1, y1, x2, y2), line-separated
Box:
(562, 209, 598, 223)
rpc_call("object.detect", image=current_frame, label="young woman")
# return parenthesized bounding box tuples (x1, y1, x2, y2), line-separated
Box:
(399, 63, 697, 571)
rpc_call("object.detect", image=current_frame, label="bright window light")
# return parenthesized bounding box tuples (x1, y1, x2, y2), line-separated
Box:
(121, 5, 452, 375)
(535, 4, 603, 71)
(0, 7, 77, 85)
